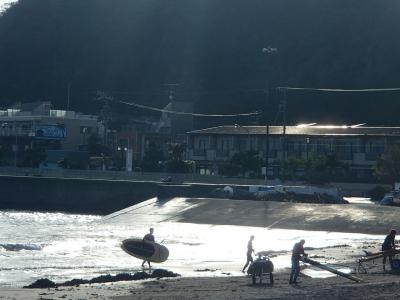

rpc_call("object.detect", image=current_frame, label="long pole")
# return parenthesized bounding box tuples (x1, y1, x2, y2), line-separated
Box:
(14, 121, 17, 171)
(265, 125, 269, 183)
(262, 47, 278, 184)
(302, 257, 363, 283)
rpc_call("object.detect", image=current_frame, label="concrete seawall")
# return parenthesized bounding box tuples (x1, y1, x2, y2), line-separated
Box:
(0, 175, 380, 215)
(0, 176, 232, 215)
(0, 175, 158, 215)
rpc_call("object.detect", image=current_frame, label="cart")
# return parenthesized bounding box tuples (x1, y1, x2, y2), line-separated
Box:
(247, 253, 274, 285)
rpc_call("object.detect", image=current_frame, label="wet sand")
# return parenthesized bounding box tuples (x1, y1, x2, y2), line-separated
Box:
(2, 269, 400, 299)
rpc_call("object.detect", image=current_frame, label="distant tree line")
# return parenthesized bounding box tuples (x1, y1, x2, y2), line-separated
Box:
(0, 0, 400, 125)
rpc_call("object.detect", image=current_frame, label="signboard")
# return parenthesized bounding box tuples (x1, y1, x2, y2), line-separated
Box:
(35, 125, 66, 139)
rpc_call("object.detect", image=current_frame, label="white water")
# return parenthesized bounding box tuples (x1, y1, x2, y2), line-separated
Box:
(0, 198, 384, 287)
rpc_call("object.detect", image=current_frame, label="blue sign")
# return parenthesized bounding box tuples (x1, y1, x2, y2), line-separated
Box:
(36, 125, 67, 139)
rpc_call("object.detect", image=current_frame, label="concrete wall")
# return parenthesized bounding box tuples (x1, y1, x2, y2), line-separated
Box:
(0, 175, 158, 215)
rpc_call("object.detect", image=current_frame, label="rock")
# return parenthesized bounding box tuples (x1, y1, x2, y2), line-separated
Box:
(60, 278, 90, 286)
(23, 278, 57, 289)
(90, 275, 113, 284)
(24, 270, 179, 288)
(132, 271, 151, 280)
(151, 269, 180, 278)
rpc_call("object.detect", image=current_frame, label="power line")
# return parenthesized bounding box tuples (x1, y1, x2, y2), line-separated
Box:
(277, 86, 400, 92)
(118, 100, 260, 117)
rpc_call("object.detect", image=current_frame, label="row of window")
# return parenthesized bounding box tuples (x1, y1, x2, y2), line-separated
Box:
(193, 136, 387, 154)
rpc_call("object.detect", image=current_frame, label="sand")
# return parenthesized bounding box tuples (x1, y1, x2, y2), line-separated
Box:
(1, 269, 400, 299)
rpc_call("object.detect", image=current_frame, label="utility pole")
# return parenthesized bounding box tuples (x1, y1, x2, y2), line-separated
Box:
(66, 82, 71, 111)
(278, 88, 287, 179)
(262, 47, 278, 184)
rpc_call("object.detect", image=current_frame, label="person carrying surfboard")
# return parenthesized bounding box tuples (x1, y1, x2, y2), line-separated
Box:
(242, 235, 255, 273)
(289, 239, 307, 284)
(142, 228, 155, 268)
(382, 229, 397, 271)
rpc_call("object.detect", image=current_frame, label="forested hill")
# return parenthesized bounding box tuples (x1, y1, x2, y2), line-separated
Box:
(0, 0, 400, 125)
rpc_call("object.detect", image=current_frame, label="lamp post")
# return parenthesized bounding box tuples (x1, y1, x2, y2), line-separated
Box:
(262, 46, 278, 183)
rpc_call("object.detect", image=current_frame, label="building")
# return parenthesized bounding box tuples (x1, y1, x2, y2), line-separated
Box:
(187, 125, 396, 178)
(0, 102, 101, 167)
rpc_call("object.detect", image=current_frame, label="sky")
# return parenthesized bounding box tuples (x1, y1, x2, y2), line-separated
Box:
(0, 0, 17, 12)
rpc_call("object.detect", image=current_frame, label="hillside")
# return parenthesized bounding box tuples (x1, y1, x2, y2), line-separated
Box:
(0, 0, 400, 125)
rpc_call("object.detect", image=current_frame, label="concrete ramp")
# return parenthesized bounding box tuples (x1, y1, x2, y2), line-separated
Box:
(103, 197, 400, 234)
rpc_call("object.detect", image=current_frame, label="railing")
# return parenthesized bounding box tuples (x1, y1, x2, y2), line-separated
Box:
(0, 166, 268, 185)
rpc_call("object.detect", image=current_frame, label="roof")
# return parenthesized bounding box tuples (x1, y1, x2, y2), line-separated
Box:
(188, 125, 400, 137)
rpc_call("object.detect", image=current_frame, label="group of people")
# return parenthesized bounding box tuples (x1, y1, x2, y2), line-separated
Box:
(242, 229, 398, 284)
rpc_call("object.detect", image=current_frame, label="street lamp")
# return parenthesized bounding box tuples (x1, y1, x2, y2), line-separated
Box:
(262, 46, 278, 183)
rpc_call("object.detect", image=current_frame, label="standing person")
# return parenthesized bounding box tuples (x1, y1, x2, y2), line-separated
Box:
(289, 239, 307, 284)
(242, 235, 255, 273)
(382, 229, 396, 271)
(142, 228, 155, 268)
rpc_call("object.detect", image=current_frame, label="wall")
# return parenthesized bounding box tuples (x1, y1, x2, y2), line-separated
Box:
(0, 175, 157, 215)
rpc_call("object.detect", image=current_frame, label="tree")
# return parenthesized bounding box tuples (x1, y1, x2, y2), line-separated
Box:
(166, 143, 191, 173)
(284, 156, 306, 181)
(306, 153, 349, 184)
(375, 145, 400, 184)
(87, 133, 110, 156)
(20, 147, 46, 168)
(141, 142, 164, 172)
(220, 151, 263, 177)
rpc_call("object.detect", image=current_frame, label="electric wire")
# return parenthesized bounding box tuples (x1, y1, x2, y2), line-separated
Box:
(118, 100, 260, 117)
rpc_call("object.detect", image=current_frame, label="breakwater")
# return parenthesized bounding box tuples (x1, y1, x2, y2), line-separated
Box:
(0, 175, 158, 214)
(0, 175, 223, 214)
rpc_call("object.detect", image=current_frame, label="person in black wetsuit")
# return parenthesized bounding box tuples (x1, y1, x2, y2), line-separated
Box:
(382, 229, 396, 271)
(289, 239, 307, 284)
(242, 235, 255, 273)
(142, 228, 155, 268)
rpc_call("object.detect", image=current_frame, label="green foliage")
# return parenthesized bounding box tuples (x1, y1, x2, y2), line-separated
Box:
(166, 143, 191, 173)
(141, 142, 164, 172)
(220, 151, 263, 177)
(0, 146, 10, 166)
(367, 185, 391, 201)
(306, 153, 349, 184)
(20, 147, 46, 168)
(374, 145, 400, 183)
(284, 156, 306, 181)
(0, 1, 399, 124)
(87, 134, 109, 156)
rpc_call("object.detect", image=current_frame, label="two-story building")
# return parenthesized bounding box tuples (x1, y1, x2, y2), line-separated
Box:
(0, 102, 101, 167)
(187, 125, 397, 178)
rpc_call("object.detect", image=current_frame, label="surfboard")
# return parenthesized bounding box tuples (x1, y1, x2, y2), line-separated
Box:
(121, 238, 169, 263)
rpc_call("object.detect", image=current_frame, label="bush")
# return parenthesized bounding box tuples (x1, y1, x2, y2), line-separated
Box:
(367, 185, 391, 201)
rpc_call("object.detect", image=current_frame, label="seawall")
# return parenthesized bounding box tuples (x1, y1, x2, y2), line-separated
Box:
(0, 175, 158, 215)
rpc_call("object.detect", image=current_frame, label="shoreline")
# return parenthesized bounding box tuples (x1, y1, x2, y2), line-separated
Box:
(3, 270, 400, 300)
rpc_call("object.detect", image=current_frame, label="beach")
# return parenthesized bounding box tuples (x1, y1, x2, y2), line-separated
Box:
(2, 269, 400, 299)
(2, 196, 400, 298)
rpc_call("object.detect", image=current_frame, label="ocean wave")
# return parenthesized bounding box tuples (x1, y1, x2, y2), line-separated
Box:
(0, 243, 44, 251)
